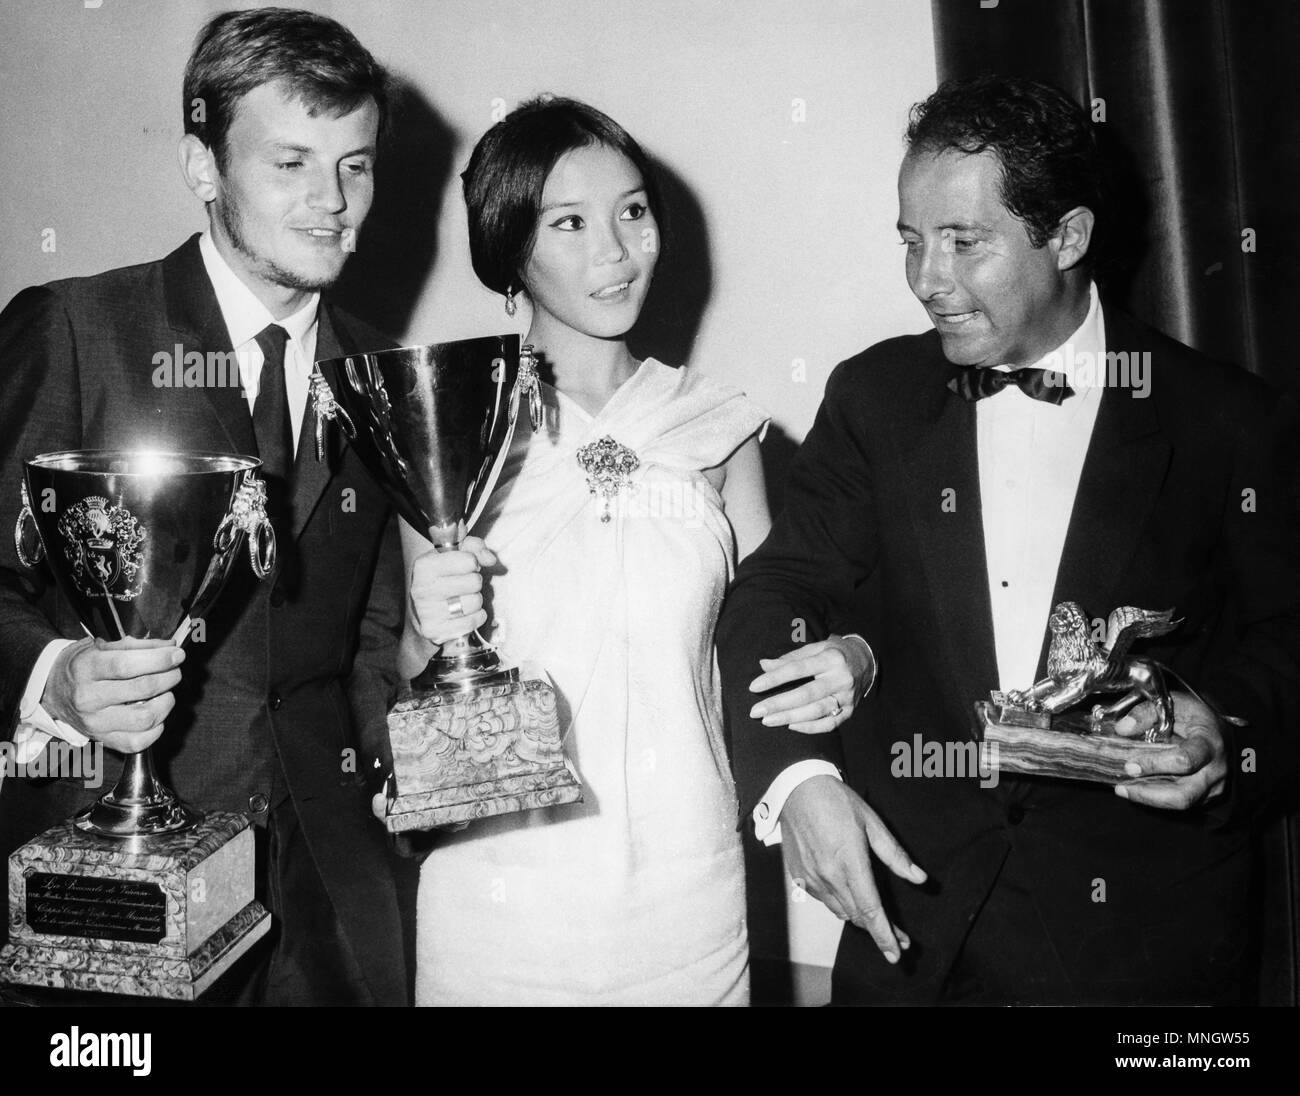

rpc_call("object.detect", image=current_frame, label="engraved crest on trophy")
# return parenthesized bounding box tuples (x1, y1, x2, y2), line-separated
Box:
(2, 450, 276, 999)
(58, 495, 147, 599)
(317, 335, 582, 832)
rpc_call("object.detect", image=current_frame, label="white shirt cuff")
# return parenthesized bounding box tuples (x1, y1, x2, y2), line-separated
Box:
(752, 760, 842, 846)
(15, 639, 88, 762)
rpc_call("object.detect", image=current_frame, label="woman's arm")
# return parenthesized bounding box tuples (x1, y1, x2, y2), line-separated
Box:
(397, 519, 437, 682)
(717, 434, 771, 562)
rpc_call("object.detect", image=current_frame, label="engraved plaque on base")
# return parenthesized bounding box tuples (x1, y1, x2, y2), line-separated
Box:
(1, 811, 269, 1001)
(976, 701, 1172, 785)
(386, 666, 582, 832)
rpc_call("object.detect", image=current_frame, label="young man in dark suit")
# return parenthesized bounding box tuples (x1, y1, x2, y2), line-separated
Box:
(0, 8, 410, 1005)
(718, 74, 1300, 1005)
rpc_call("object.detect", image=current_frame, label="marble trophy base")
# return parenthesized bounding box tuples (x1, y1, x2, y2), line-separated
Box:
(976, 699, 1173, 785)
(386, 664, 583, 833)
(1, 810, 268, 1001)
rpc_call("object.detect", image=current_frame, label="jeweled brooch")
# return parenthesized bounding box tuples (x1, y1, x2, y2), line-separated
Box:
(576, 435, 639, 523)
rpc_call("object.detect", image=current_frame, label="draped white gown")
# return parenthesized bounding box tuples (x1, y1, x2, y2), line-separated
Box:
(415, 360, 767, 1006)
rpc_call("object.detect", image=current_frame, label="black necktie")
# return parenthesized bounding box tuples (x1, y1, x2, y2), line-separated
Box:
(252, 324, 293, 482)
(947, 366, 1074, 405)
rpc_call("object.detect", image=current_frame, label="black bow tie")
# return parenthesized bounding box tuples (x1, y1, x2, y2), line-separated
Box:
(947, 366, 1074, 405)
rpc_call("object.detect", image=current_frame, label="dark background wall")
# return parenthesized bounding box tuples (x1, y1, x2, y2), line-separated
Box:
(933, 0, 1300, 390)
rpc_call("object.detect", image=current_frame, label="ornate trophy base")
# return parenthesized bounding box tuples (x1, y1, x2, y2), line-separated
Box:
(976, 698, 1172, 785)
(386, 665, 583, 833)
(1, 811, 269, 1001)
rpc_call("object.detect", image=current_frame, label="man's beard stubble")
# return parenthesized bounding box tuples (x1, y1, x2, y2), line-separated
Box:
(214, 189, 341, 293)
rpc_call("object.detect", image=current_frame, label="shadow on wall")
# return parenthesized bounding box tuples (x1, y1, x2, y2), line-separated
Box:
(334, 77, 455, 340)
(625, 154, 802, 518)
(628, 157, 712, 369)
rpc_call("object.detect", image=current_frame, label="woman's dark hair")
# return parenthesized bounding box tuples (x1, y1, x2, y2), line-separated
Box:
(463, 96, 662, 296)
(905, 74, 1105, 256)
(184, 7, 389, 171)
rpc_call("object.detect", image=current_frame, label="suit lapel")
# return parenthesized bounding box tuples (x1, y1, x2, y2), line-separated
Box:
(161, 235, 258, 457)
(895, 338, 1000, 724)
(1045, 310, 1171, 673)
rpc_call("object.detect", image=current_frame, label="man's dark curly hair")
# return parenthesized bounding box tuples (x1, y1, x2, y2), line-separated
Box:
(905, 74, 1104, 255)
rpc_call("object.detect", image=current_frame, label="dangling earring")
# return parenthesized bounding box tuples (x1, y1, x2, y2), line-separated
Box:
(505, 286, 517, 317)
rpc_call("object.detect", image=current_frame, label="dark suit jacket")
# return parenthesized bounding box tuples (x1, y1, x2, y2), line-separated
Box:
(0, 235, 410, 1005)
(718, 308, 1300, 1004)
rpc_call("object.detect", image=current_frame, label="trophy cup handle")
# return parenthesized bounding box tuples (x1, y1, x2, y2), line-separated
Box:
(14, 481, 45, 567)
(463, 343, 543, 537)
(309, 366, 357, 462)
(248, 519, 276, 580)
(214, 472, 278, 579)
(510, 343, 545, 433)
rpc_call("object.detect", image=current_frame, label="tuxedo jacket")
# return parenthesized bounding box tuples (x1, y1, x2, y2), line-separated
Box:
(0, 235, 410, 1005)
(718, 308, 1300, 1004)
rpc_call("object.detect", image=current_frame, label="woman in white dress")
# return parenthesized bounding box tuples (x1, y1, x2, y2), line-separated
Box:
(402, 98, 770, 1005)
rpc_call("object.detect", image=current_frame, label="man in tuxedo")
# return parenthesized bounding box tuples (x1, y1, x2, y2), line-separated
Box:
(718, 74, 1300, 1005)
(0, 8, 410, 1005)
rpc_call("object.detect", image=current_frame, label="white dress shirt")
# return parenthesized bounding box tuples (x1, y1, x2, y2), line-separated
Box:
(754, 283, 1106, 843)
(980, 282, 1105, 690)
(8, 233, 320, 770)
(197, 231, 320, 451)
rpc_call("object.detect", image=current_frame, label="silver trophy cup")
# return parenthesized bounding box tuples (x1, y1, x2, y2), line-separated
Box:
(319, 334, 539, 691)
(15, 450, 276, 836)
(316, 336, 582, 831)
(3, 449, 276, 999)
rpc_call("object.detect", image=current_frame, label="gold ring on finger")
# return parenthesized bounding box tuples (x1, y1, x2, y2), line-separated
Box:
(447, 595, 465, 619)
